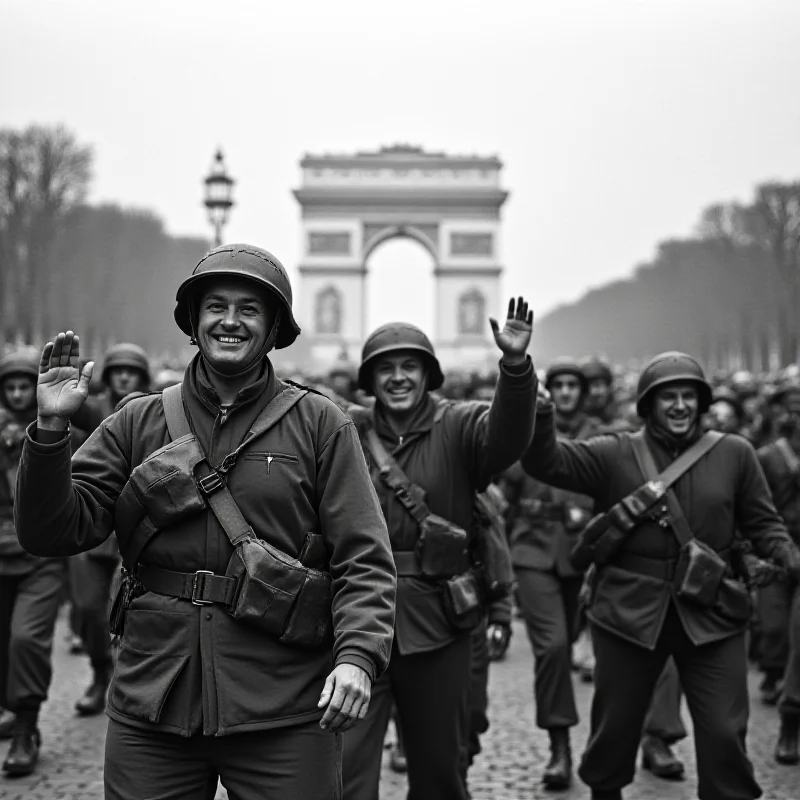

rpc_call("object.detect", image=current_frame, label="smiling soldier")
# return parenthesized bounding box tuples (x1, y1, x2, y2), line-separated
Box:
(342, 299, 537, 800)
(13, 244, 397, 799)
(522, 351, 800, 800)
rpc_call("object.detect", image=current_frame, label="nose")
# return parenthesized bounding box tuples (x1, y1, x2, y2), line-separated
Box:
(221, 304, 240, 329)
(674, 395, 686, 410)
(391, 365, 405, 382)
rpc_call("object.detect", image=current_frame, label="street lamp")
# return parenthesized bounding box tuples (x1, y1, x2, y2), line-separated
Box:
(203, 149, 235, 247)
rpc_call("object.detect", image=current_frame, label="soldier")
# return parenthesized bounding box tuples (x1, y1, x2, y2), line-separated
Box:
(14, 243, 397, 798)
(502, 358, 598, 789)
(757, 385, 800, 764)
(0, 350, 68, 775)
(522, 351, 800, 800)
(705, 386, 745, 436)
(581, 357, 617, 428)
(70, 343, 152, 716)
(342, 300, 537, 800)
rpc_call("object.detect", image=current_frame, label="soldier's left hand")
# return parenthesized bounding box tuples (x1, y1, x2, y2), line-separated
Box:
(487, 623, 511, 661)
(318, 663, 372, 733)
(490, 297, 533, 364)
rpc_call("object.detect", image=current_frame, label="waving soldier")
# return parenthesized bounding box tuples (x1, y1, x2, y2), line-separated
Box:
(342, 298, 537, 800)
(13, 243, 397, 799)
(523, 351, 800, 800)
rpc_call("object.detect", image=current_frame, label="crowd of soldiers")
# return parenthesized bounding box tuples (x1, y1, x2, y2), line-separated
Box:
(0, 242, 799, 800)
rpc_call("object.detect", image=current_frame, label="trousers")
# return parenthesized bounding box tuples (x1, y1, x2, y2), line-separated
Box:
(342, 635, 471, 800)
(516, 568, 582, 729)
(758, 578, 794, 676)
(0, 559, 65, 711)
(467, 619, 490, 767)
(580, 605, 761, 800)
(104, 719, 342, 800)
(643, 657, 686, 742)
(69, 553, 119, 673)
(779, 579, 800, 716)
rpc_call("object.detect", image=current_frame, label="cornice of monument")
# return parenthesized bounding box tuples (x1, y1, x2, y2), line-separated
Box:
(300, 144, 502, 170)
(293, 187, 509, 209)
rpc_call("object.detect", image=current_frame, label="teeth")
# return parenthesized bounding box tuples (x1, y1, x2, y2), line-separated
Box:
(217, 336, 244, 344)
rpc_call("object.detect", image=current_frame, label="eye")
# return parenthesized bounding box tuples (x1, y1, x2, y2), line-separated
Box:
(206, 302, 225, 312)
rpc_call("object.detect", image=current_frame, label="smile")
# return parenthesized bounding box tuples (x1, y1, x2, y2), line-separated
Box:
(214, 335, 247, 344)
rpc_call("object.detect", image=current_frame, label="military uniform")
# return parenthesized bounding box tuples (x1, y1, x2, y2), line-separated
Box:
(523, 352, 800, 800)
(342, 319, 536, 800)
(15, 245, 397, 799)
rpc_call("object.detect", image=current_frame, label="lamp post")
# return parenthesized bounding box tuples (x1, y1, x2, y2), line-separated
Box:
(203, 149, 235, 247)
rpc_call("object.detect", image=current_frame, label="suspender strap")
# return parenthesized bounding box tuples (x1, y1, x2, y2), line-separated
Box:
(363, 426, 432, 526)
(630, 431, 724, 548)
(156, 383, 308, 550)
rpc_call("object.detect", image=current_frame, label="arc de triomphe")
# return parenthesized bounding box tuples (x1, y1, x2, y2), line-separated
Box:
(293, 145, 508, 369)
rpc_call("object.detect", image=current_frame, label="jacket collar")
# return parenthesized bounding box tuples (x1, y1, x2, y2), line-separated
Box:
(372, 393, 438, 447)
(555, 410, 590, 439)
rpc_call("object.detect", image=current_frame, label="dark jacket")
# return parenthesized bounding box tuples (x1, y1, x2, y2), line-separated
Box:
(758, 438, 800, 544)
(350, 357, 536, 655)
(15, 355, 397, 736)
(503, 412, 599, 577)
(522, 401, 795, 650)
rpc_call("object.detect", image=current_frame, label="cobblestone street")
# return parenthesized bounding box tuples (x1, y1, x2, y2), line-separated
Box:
(2, 612, 799, 799)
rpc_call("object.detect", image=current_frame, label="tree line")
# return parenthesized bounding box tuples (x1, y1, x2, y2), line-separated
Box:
(537, 182, 800, 371)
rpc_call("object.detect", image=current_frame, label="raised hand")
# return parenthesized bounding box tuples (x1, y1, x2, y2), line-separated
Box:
(37, 331, 94, 430)
(490, 297, 533, 364)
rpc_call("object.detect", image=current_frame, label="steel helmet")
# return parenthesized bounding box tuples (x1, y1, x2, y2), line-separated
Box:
(174, 244, 301, 350)
(636, 352, 712, 417)
(580, 356, 614, 386)
(710, 386, 744, 418)
(0, 348, 40, 383)
(545, 358, 588, 393)
(358, 322, 444, 393)
(102, 343, 151, 387)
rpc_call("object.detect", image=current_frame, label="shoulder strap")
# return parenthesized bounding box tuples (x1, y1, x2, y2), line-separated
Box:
(161, 384, 192, 440)
(630, 431, 725, 547)
(363, 423, 432, 525)
(775, 438, 800, 477)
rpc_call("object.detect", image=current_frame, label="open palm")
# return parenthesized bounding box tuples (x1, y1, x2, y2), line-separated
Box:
(490, 297, 533, 359)
(37, 331, 94, 421)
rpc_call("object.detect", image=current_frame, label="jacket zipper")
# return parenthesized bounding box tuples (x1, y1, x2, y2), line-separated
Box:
(245, 452, 299, 474)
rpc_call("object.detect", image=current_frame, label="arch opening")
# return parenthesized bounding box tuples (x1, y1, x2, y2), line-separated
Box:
(365, 236, 436, 339)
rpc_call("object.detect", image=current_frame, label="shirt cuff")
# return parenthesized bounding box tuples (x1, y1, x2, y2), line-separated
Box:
(335, 651, 376, 684)
(499, 355, 533, 376)
(26, 422, 71, 449)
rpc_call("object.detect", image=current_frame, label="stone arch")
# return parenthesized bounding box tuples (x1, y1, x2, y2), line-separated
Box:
(313, 285, 343, 335)
(294, 145, 508, 369)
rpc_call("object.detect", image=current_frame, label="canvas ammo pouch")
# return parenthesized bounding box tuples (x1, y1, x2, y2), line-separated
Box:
(673, 538, 727, 608)
(441, 569, 484, 632)
(415, 514, 469, 579)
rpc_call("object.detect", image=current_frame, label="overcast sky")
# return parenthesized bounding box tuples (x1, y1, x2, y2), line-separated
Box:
(3, 0, 800, 335)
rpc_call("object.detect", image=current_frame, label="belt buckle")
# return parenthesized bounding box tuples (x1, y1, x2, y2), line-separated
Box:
(191, 570, 215, 606)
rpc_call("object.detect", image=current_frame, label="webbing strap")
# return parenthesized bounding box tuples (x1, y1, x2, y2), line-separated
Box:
(630, 432, 724, 548)
(156, 383, 307, 550)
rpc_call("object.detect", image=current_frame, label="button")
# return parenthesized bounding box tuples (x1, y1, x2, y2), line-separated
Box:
(205, 613, 212, 620)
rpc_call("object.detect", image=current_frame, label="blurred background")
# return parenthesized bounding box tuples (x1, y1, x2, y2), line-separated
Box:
(2, 0, 800, 376)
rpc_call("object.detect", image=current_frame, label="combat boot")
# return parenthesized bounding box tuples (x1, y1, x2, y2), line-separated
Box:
(760, 673, 782, 706)
(0, 708, 16, 739)
(542, 727, 572, 790)
(775, 714, 800, 765)
(641, 735, 685, 780)
(591, 792, 622, 800)
(2, 710, 41, 777)
(75, 667, 110, 716)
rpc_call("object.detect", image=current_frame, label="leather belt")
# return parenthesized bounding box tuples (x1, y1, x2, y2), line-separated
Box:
(612, 553, 677, 582)
(393, 551, 422, 577)
(137, 564, 238, 607)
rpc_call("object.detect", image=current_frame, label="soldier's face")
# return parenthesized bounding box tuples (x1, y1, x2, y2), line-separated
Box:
(372, 352, 428, 415)
(2, 376, 36, 412)
(586, 378, 611, 412)
(108, 367, 143, 398)
(549, 375, 583, 415)
(651, 382, 699, 437)
(195, 279, 277, 375)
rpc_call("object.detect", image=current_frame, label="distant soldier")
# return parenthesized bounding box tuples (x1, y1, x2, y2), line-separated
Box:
(0, 350, 71, 775)
(523, 351, 800, 800)
(14, 244, 397, 798)
(69, 344, 152, 716)
(502, 359, 598, 789)
(757, 385, 800, 764)
(343, 300, 536, 800)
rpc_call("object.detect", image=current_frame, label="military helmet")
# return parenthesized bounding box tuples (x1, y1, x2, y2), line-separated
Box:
(0, 348, 40, 384)
(102, 343, 151, 387)
(711, 386, 744, 418)
(580, 356, 614, 385)
(770, 384, 800, 408)
(545, 358, 588, 393)
(636, 351, 712, 417)
(174, 244, 301, 350)
(358, 322, 444, 393)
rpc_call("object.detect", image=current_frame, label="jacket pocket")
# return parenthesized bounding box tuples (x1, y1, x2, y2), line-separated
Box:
(244, 452, 299, 475)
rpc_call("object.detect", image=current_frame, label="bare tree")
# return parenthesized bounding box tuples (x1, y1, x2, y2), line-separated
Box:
(0, 124, 92, 343)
